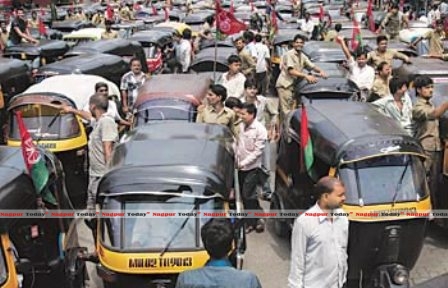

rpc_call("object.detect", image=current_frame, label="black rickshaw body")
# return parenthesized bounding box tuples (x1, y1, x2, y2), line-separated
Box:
(51, 20, 95, 34)
(0, 146, 84, 287)
(190, 47, 234, 73)
(35, 53, 129, 86)
(133, 74, 211, 125)
(92, 123, 244, 287)
(4, 40, 69, 67)
(129, 30, 173, 74)
(199, 39, 234, 50)
(64, 39, 148, 73)
(272, 100, 429, 288)
(302, 41, 346, 63)
(364, 40, 419, 69)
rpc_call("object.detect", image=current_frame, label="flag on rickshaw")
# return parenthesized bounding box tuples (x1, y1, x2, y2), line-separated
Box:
(151, 4, 158, 15)
(106, 1, 114, 20)
(366, 0, 375, 32)
(164, 6, 169, 21)
(269, 8, 279, 42)
(230, 0, 235, 14)
(15, 112, 57, 205)
(38, 17, 47, 36)
(351, 18, 362, 50)
(215, 0, 247, 35)
(319, 4, 324, 22)
(300, 105, 314, 175)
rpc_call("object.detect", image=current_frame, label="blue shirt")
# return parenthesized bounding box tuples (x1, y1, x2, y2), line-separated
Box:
(175, 259, 262, 288)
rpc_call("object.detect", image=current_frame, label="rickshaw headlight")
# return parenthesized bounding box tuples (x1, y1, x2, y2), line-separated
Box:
(392, 266, 409, 285)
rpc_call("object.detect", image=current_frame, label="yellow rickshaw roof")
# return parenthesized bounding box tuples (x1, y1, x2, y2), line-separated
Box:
(63, 28, 105, 40)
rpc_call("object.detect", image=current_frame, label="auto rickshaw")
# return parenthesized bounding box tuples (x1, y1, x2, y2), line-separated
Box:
(0, 146, 85, 288)
(152, 22, 192, 36)
(64, 39, 148, 73)
(83, 122, 245, 288)
(302, 40, 346, 63)
(129, 30, 173, 74)
(3, 40, 69, 69)
(189, 47, 234, 73)
(51, 20, 95, 34)
(62, 28, 105, 46)
(133, 74, 211, 125)
(272, 98, 430, 288)
(34, 53, 129, 86)
(183, 11, 214, 33)
(7, 74, 121, 208)
(0, 58, 31, 144)
(395, 56, 448, 225)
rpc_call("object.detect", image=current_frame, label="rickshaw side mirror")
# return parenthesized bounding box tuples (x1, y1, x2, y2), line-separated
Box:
(16, 258, 33, 274)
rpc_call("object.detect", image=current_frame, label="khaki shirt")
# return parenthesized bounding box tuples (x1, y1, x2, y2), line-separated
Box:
(425, 30, 445, 56)
(412, 97, 441, 151)
(370, 76, 390, 100)
(101, 30, 118, 39)
(92, 14, 105, 26)
(367, 49, 409, 68)
(0, 32, 8, 47)
(324, 30, 338, 42)
(28, 19, 39, 29)
(381, 12, 406, 38)
(238, 50, 256, 77)
(119, 7, 133, 21)
(276, 49, 315, 89)
(196, 106, 237, 135)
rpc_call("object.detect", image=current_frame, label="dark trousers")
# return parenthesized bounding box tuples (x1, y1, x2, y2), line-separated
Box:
(238, 168, 263, 227)
(255, 72, 267, 96)
(425, 151, 443, 209)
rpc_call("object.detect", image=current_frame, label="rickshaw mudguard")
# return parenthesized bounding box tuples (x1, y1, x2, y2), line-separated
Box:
(0, 234, 19, 288)
(97, 245, 209, 274)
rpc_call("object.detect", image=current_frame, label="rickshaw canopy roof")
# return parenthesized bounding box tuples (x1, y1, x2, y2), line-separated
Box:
(273, 30, 308, 45)
(14, 74, 120, 109)
(4, 40, 69, 58)
(295, 77, 359, 97)
(395, 57, 448, 77)
(135, 74, 211, 108)
(129, 30, 173, 46)
(153, 22, 192, 34)
(100, 123, 235, 199)
(290, 100, 425, 165)
(66, 38, 143, 56)
(0, 58, 29, 80)
(303, 41, 346, 62)
(190, 47, 234, 72)
(62, 27, 105, 40)
(183, 11, 214, 24)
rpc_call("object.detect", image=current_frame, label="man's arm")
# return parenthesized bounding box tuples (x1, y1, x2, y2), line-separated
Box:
(393, 50, 411, 63)
(103, 141, 114, 164)
(120, 77, 129, 113)
(101, 119, 118, 164)
(13, 25, 38, 44)
(288, 218, 307, 288)
(61, 105, 93, 121)
(336, 36, 352, 61)
(412, 101, 448, 121)
(377, 13, 390, 33)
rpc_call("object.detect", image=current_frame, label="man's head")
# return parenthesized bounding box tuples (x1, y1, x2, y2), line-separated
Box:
(335, 23, 342, 32)
(314, 176, 346, 210)
(292, 34, 306, 52)
(16, 8, 25, 20)
(244, 78, 257, 99)
(31, 11, 37, 20)
(376, 35, 388, 52)
(390, 3, 399, 14)
(105, 20, 113, 31)
(227, 55, 242, 74)
(414, 75, 434, 99)
(0, 21, 6, 32)
(89, 93, 109, 115)
(240, 102, 257, 126)
(353, 47, 368, 68)
(207, 84, 227, 106)
(201, 219, 233, 260)
(182, 28, 192, 40)
(233, 37, 245, 51)
(243, 30, 255, 43)
(435, 19, 444, 32)
(255, 34, 262, 43)
(305, 12, 311, 21)
(95, 82, 109, 97)
(389, 77, 408, 97)
(377, 61, 391, 77)
(130, 57, 142, 74)
(225, 97, 243, 114)
(173, 31, 182, 42)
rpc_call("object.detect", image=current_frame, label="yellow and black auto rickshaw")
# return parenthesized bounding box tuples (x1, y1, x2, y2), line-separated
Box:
(6, 74, 121, 208)
(84, 122, 245, 288)
(0, 146, 85, 288)
(272, 98, 430, 288)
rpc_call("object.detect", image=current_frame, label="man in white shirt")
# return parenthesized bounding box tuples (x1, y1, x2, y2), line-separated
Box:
(254, 34, 271, 96)
(218, 55, 247, 100)
(244, 31, 258, 60)
(299, 12, 315, 38)
(336, 36, 375, 101)
(288, 177, 349, 288)
(177, 29, 193, 73)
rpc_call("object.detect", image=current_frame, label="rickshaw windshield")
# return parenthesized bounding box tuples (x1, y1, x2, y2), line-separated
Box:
(143, 45, 157, 58)
(339, 154, 427, 205)
(9, 104, 81, 140)
(135, 99, 196, 124)
(275, 45, 289, 57)
(101, 193, 223, 251)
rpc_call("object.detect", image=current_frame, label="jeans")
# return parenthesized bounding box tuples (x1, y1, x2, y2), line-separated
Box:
(87, 176, 101, 210)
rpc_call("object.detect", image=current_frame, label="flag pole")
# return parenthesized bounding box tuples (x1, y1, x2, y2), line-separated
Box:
(213, 0, 218, 83)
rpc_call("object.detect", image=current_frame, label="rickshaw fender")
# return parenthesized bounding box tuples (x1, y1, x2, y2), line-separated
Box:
(369, 264, 410, 288)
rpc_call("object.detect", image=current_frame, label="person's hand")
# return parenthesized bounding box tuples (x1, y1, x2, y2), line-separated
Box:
(408, 43, 416, 49)
(319, 71, 328, 79)
(305, 74, 318, 83)
(375, 29, 381, 34)
(33, 39, 39, 45)
(122, 105, 129, 114)
(335, 35, 344, 44)
(59, 104, 73, 114)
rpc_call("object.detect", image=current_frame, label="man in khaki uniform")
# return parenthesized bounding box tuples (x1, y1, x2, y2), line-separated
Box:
(28, 11, 39, 29)
(0, 21, 8, 51)
(234, 37, 256, 78)
(410, 20, 445, 56)
(119, 4, 134, 21)
(376, 4, 408, 39)
(196, 84, 238, 135)
(368, 35, 411, 68)
(412, 76, 448, 209)
(275, 34, 326, 120)
(101, 20, 118, 39)
(370, 61, 392, 101)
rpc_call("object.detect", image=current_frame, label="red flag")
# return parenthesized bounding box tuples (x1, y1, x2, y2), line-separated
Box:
(40, 7, 45, 16)
(271, 9, 278, 33)
(151, 4, 158, 15)
(249, 0, 254, 12)
(164, 7, 169, 21)
(319, 4, 324, 21)
(366, 0, 375, 31)
(230, 0, 235, 14)
(215, 0, 247, 35)
(351, 19, 362, 50)
(106, 2, 114, 20)
(38, 17, 47, 35)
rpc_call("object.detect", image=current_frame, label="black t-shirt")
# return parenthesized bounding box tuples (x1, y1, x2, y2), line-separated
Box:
(9, 18, 27, 45)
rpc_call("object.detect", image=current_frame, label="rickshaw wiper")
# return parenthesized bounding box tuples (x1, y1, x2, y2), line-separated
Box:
(159, 204, 196, 257)
(392, 159, 411, 206)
